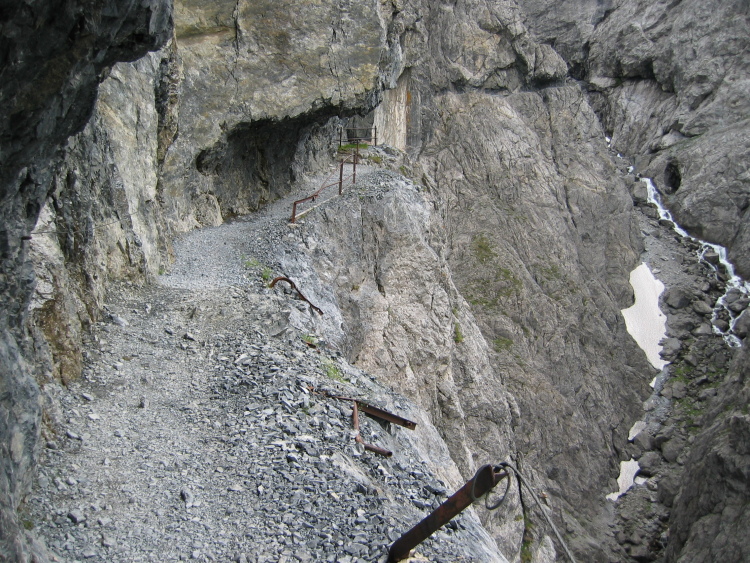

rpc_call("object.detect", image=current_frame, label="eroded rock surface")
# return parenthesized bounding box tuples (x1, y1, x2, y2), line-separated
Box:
(0, 2, 172, 559)
(521, 0, 750, 279)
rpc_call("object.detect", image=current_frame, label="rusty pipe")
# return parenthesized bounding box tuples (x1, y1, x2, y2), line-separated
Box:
(387, 464, 509, 562)
(269, 277, 324, 315)
(352, 401, 392, 457)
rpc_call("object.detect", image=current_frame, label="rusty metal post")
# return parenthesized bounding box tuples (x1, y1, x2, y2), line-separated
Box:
(353, 144, 358, 184)
(270, 277, 323, 315)
(337, 399, 416, 430)
(339, 160, 344, 195)
(290, 202, 298, 223)
(339, 127, 343, 148)
(352, 401, 392, 457)
(374, 126, 377, 146)
(352, 399, 360, 430)
(387, 465, 508, 562)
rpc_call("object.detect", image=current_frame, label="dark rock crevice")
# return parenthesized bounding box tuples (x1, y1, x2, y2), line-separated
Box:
(194, 113, 343, 218)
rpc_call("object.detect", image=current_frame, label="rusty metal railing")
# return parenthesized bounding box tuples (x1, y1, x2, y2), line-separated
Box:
(290, 149, 359, 223)
(388, 464, 510, 562)
(290, 127, 381, 223)
(269, 276, 324, 315)
(388, 461, 578, 563)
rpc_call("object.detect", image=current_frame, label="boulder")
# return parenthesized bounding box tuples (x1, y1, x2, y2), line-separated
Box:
(733, 310, 750, 338)
(638, 451, 663, 477)
(664, 287, 692, 309)
(692, 300, 714, 316)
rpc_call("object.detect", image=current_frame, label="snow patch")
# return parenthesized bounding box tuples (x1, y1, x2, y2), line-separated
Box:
(622, 263, 668, 370)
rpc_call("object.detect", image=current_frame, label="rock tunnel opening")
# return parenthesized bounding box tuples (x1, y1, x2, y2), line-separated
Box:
(194, 111, 344, 217)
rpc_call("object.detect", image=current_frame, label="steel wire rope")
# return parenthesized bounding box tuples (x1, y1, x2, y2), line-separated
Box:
(23, 209, 149, 239)
(484, 461, 578, 563)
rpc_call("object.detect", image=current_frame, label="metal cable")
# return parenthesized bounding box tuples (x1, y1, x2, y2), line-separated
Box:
(497, 461, 578, 563)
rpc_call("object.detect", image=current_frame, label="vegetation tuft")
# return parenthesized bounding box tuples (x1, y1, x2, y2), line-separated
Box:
(493, 337, 513, 352)
(454, 323, 464, 344)
(321, 358, 346, 383)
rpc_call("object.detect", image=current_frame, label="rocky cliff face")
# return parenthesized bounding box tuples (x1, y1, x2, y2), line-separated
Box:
(522, 0, 750, 279)
(2, 0, 749, 561)
(361, 2, 653, 558)
(665, 344, 750, 562)
(0, 2, 172, 559)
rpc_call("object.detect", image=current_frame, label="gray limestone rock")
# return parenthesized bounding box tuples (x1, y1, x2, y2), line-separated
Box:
(0, 1, 172, 559)
(637, 452, 662, 478)
(666, 346, 750, 561)
(2, 1, 748, 562)
(664, 287, 692, 310)
(733, 310, 750, 339)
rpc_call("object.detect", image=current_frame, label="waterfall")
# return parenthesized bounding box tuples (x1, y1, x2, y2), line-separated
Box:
(643, 177, 749, 347)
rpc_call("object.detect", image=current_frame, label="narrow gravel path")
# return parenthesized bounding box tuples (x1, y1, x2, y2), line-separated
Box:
(25, 159, 503, 563)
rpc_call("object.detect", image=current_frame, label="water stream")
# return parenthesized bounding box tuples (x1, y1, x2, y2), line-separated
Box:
(643, 178, 749, 347)
(607, 173, 749, 501)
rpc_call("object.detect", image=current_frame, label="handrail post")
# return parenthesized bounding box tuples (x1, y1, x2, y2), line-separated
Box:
(339, 160, 344, 195)
(353, 146, 358, 185)
(374, 126, 377, 146)
(339, 127, 343, 148)
(291, 202, 297, 223)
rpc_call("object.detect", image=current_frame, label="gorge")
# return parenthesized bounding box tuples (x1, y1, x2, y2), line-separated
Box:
(1, 1, 749, 562)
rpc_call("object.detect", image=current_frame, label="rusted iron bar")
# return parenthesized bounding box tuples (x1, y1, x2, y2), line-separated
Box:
(387, 464, 509, 562)
(269, 277, 324, 316)
(337, 397, 417, 430)
(352, 401, 392, 458)
(290, 153, 357, 223)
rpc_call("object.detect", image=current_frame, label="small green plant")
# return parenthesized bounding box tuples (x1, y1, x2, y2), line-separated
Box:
(368, 155, 383, 164)
(493, 337, 513, 352)
(538, 264, 561, 280)
(302, 334, 318, 347)
(472, 234, 497, 264)
(22, 519, 34, 531)
(454, 323, 464, 344)
(321, 358, 346, 383)
(520, 514, 535, 563)
(158, 265, 166, 275)
(261, 267, 273, 282)
(243, 257, 261, 269)
(520, 541, 532, 563)
(338, 142, 369, 152)
(673, 366, 695, 380)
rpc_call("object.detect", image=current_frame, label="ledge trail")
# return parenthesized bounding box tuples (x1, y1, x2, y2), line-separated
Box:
(25, 163, 507, 563)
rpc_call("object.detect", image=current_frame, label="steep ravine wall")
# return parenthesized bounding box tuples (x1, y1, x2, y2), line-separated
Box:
(521, 0, 750, 280)
(360, 2, 652, 559)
